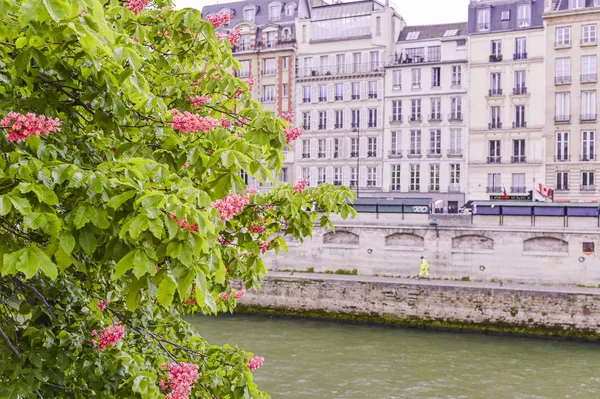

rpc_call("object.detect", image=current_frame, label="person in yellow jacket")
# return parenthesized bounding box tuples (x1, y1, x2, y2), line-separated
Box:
(418, 256, 430, 280)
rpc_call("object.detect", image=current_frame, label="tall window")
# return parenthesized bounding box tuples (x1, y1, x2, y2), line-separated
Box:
(556, 171, 569, 191)
(350, 167, 357, 187)
(451, 97, 462, 119)
(487, 173, 501, 193)
(428, 46, 441, 62)
(370, 51, 380, 71)
(366, 167, 377, 187)
(318, 167, 326, 184)
(333, 167, 342, 185)
(262, 85, 275, 102)
(556, 131, 569, 161)
(335, 110, 343, 129)
(391, 165, 401, 191)
(410, 164, 420, 191)
(451, 65, 462, 86)
(477, 8, 490, 31)
(512, 173, 526, 193)
(432, 67, 441, 88)
(244, 8, 255, 22)
(351, 109, 360, 128)
(302, 111, 311, 130)
(368, 108, 377, 127)
(490, 106, 501, 128)
(302, 139, 310, 158)
(335, 83, 344, 101)
(367, 138, 378, 157)
(352, 52, 361, 73)
(238, 60, 250, 78)
(336, 54, 345, 74)
(582, 25, 597, 44)
(556, 27, 571, 46)
(391, 132, 401, 156)
(488, 140, 501, 163)
(318, 139, 326, 158)
(376, 16, 381, 35)
(368, 81, 377, 99)
(282, 56, 289, 70)
(490, 72, 502, 95)
(411, 68, 421, 88)
(450, 164, 461, 186)
(263, 58, 276, 75)
(303, 86, 311, 103)
(582, 55, 597, 83)
(582, 131, 596, 161)
(555, 58, 571, 84)
(430, 98, 441, 120)
(266, 31, 276, 47)
(515, 105, 526, 128)
(318, 111, 327, 130)
(350, 138, 359, 158)
(319, 55, 329, 74)
(429, 164, 440, 191)
(351, 82, 360, 100)
(410, 130, 421, 155)
(491, 40, 502, 57)
(581, 91, 597, 120)
(512, 139, 526, 163)
(393, 70, 402, 90)
(319, 85, 327, 102)
(515, 37, 526, 58)
(282, 83, 288, 97)
(515, 70, 526, 94)
(303, 57, 312, 76)
(581, 171, 595, 190)
(240, 34, 251, 50)
(517, 4, 531, 27)
(268, 4, 281, 21)
(569, 0, 584, 9)
(555, 92, 571, 121)
(392, 100, 402, 121)
(411, 99, 422, 121)
(333, 139, 340, 158)
(450, 129, 461, 155)
(429, 129, 441, 155)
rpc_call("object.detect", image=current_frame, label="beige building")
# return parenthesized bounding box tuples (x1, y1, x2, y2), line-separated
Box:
(384, 23, 469, 210)
(467, 0, 546, 201)
(544, 0, 600, 200)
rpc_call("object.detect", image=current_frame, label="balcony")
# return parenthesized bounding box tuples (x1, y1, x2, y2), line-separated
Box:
(368, 93, 378, 99)
(334, 123, 343, 129)
(449, 112, 463, 121)
(366, 181, 377, 188)
(260, 97, 275, 103)
(237, 71, 250, 78)
(333, 181, 342, 186)
(511, 155, 526, 163)
(554, 154, 570, 162)
(489, 54, 503, 62)
(478, 23, 490, 31)
(487, 156, 501, 164)
(333, 152, 339, 158)
(513, 52, 528, 60)
(489, 122, 502, 129)
(318, 97, 327, 102)
(349, 180, 357, 187)
(554, 115, 571, 123)
(409, 115, 422, 123)
(448, 148, 463, 157)
(427, 150, 442, 158)
(350, 151, 358, 158)
(298, 63, 384, 78)
(262, 69, 276, 76)
(302, 98, 311, 103)
(390, 184, 401, 192)
(581, 74, 598, 83)
(555, 76, 571, 85)
(488, 89, 503, 97)
(581, 114, 597, 122)
(429, 185, 440, 192)
(387, 54, 440, 66)
(448, 184, 461, 193)
(580, 154, 596, 161)
(513, 86, 527, 95)
(367, 151, 377, 157)
(407, 150, 422, 158)
(318, 153, 326, 158)
(367, 122, 377, 128)
(389, 150, 402, 158)
(351, 94, 360, 100)
(513, 121, 527, 128)
(302, 124, 311, 131)
(555, 40, 572, 48)
(581, 185, 596, 192)
(318, 124, 326, 130)
(487, 186, 503, 193)
(302, 153, 310, 159)
(429, 114, 442, 122)
(392, 85, 402, 90)
(390, 116, 403, 123)
(517, 19, 531, 28)
(511, 186, 526, 193)
(351, 122, 360, 128)
(334, 95, 343, 101)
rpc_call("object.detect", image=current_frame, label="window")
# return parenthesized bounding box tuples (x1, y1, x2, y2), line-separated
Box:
(582, 55, 597, 82)
(302, 86, 311, 103)
(334, 110, 343, 129)
(410, 164, 420, 191)
(406, 47, 425, 62)
(488, 140, 501, 163)
(515, 70, 526, 94)
(392, 100, 402, 121)
(266, 31, 276, 47)
(556, 131, 569, 161)
(517, 4, 531, 27)
(512, 173, 526, 193)
(350, 138, 359, 158)
(368, 81, 377, 99)
(239, 170, 249, 185)
(268, 4, 281, 21)
(244, 7, 255, 22)
(319, 85, 327, 102)
(490, 106, 501, 128)
(367, 137, 377, 157)
(333, 84, 343, 102)
(320, 55, 329, 74)
(263, 58, 276, 75)
(317, 139, 326, 158)
(336, 54, 345, 74)
(318, 111, 327, 130)
(581, 131, 596, 161)
(581, 171, 595, 191)
(443, 29, 458, 37)
(303, 57, 312, 76)
(391, 164, 401, 191)
(351, 82, 360, 100)
(240, 34, 251, 50)
(281, 167, 288, 182)
(406, 31, 420, 40)
(318, 167, 326, 184)
(393, 70, 402, 90)
(333, 167, 342, 186)
(490, 72, 502, 95)
(238, 60, 250, 78)
(282, 56, 289, 70)
(451, 97, 462, 119)
(514, 105, 526, 128)
(376, 16, 381, 35)
(515, 37, 526, 59)
(432, 67, 441, 88)
(352, 53, 361, 73)
(430, 98, 441, 120)
(512, 139, 526, 163)
(450, 164, 461, 185)
(555, 57, 571, 84)
(411, 68, 421, 88)
(368, 108, 377, 127)
(491, 40, 502, 57)
(282, 83, 288, 97)
(477, 8, 490, 31)
(302, 25, 307, 42)
(429, 164, 440, 191)
(430, 129, 441, 155)
(555, 92, 571, 121)
(501, 10, 510, 21)
(451, 65, 462, 86)
(333, 139, 340, 158)
(411, 99, 421, 121)
(581, 91, 597, 120)
(302, 139, 310, 158)
(350, 167, 357, 187)
(262, 85, 275, 102)
(351, 109, 360, 128)
(285, 4, 295, 16)
(428, 46, 441, 62)
(366, 167, 377, 187)
(391, 132, 401, 156)
(556, 171, 569, 191)
(487, 173, 501, 193)
(582, 25, 597, 44)
(302, 111, 311, 130)
(450, 129, 461, 155)
(370, 51, 380, 71)
(556, 27, 571, 46)
(410, 130, 421, 155)
(569, 0, 584, 9)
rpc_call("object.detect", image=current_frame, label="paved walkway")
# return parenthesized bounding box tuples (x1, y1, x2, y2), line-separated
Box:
(267, 271, 600, 295)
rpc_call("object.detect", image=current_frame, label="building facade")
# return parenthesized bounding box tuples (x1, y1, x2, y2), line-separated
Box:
(467, 0, 547, 201)
(544, 0, 600, 201)
(383, 23, 469, 210)
(293, 0, 404, 192)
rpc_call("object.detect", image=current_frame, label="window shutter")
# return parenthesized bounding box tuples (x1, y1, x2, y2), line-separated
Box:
(326, 167, 333, 183)
(344, 83, 350, 102)
(295, 167, 302, 183)
(310, 167, 318, 187)
(359, 166, 367, 187)
(312, 85, 318, 103)
(296, 86, 303, 105)
(377, 167, 382, 188)
(377, 80, 383, 98)
(342, 166, 349, 186)
(377, 108, 382, 128)
(344, 137, 350, 158)
(360, 136, 367, 158)
(328, 83, 334, 102)
(377, 137, 383, 158)
(344, 109, 350, 128)
(326, 138, 332, 158)
(310, 138, 317, 159)
(361, 82, 366, 100)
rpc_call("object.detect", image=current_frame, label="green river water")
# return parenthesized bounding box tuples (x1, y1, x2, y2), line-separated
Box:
(190, 315, 600, 399)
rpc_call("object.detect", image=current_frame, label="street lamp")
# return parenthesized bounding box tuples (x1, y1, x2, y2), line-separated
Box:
(352, 127, 359, 197)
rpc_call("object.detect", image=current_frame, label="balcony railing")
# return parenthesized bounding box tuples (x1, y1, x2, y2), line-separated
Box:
(302, 98, 311, 103)
(555, 76, 571, 85)
(390, 116, 403, 123)
(387, 54, 441, 66)
(334, 123, 343, 129)
(513, 52, 527, 60)
(318, 124, 326, 130)
(368, 93, 378, 99)
(478, 23, 490, 31)
(389, 150, 402, 158)
(302, 125, 311, 130)
(487, 186, 503, 193)
(581, 74, 598, 83)
(318, 97, 327, 102)
(580, 154, 596, 161)
(511, 186, 526, 193)
(511, 155, 526, 163)
(581, 185, 596, 192)
(302, 153, 310, 159)
(517, 19, 531, 28)
(407, 150, 422, 157)
(449, 112, 463, 121)
(367, 151, 377, 157)
(392, 85, 402, 90)
(489, 54, 503, 62)
(513, 121, 527, 128)
(262, 69, 276, 76)
(429, 114, 442, 122)
(367, 122, 377, 128)
(409, 185, 421, 192)
(489, 122, 502, 129)
(554, 154, 570, 162)
(555, 115, 571, 123)
(489, 89, 503, 96)
(318, 153, 326, 158)
(334, 95, 343, 101)
(390, 184, 401, 192)
(237, 71, 250, 78)
(581, 114, 597, 122)
(555, 40, 572, 47)
(409, 115, 422, 122)
(366, 181, 377, 187)
(487, 156, 501, 164)
(429, 185, 440, 192)
(428, 149, 442, 158)
(351, 94, 360, 100)
(448, 184, 461, 193)
(298, 62, 384, 78)
(351, 122, 360, 128)
(581, 38, 598, 45)
(556, 185, 569, 191)
(412, 84, 421, 89)
(333, 181, 342, 186)
(513, 86, 527, 95)
(260, 97, 275, 103)
(350, 151, 358, 158)
(448, 148, 463, 157)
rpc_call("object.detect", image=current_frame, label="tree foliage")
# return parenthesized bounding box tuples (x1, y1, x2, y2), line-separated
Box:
(0, 0, 356, 397)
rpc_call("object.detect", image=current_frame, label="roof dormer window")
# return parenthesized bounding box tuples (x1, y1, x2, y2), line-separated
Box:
(406, 31, 420, 40)
(268, 2, 281, 21)
(569, 0, 585, 9)
(285, 3, 296, 16)
(243, 6, 256, 23)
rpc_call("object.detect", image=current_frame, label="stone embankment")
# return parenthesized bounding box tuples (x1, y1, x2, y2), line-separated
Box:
(238, 272, 600, 340)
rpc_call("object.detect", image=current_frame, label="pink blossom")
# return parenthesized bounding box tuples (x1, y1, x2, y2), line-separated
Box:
(1, 112, 61, 142)
(284, 126, 304, 144)
(189, 95, 210, 108)
(172, 110, 218, 134)
(169, 212, 199, 232)
(246, 188, 258, 195)
(161, 362, 200, 399)
(293, 178, 308, 193)
(234, 289, 246, 299)
(220, 118, 232, 129)
(124, 0, 149, 15)
(248, 356, 264, 371)
(93, 323, 125, 351)
(97, 299, 109, 312)
(182, 161, 190, 169)
(246, 77, 255, 91)
(259, 241, 269, 253)
(211, 194, 250, 221)
(220, 292, 229, 301)
(249, 224, 265, 234)
(206, 12, 232, 28)
(218, 235, 233, 246)
(280, 110, 295, 124)
(227, 29, 241, 46)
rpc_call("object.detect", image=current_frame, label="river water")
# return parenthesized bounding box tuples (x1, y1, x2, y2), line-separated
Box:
(190, 315, 600, 399)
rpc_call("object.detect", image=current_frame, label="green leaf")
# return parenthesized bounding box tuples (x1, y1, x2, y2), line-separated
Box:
(59, 231, 75, 254)
(19, 0, 44, 23)
(133, 249, 155, 279)
(72, 204, 94, 229)
(0, 195, 12, 216)
(114, 248, 136, 278)
(43, 0, 72, 22)
(8, 194, 31, 215)
(157, 274, 176, 307)
(3, 246, 57, 280)
(125, 278, 145, 311)
(107, 190, 137, 209)
(15, 37, 27, 49)
(78, 230, 97, 255)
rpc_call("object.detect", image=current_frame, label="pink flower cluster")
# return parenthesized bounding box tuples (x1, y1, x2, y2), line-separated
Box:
(227, 29, 242, 46)
(220, 292, 229, 301)
(221, 117, 232, 129)
(170, 213, 199, 232)
(284, 126, 304, 144)
(280, 110, 295, 124)
(246, 77, 255, 91)
(189, 95, 210, 108)
(98, 299, 110, 312)
(91, 323, 125, 351)
(293, 178, 308, 193)
(218, 235, 233, 246)
(124, 0, 149, 15)
(206, 12, 232, 28)
(249, 224, 266, 234)
(1, 112, 61, 143)
(172, 110, 218, 134)
(248, 356, 264, 371)
(259, 241, 269, 253)
(160, 362, 200, 399)
(234, 289, 246, 299)
(211, 194, 250, 221)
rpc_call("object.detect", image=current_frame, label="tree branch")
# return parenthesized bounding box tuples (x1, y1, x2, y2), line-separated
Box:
(0, 324, 22, 361)
(13, 278, 58, 323)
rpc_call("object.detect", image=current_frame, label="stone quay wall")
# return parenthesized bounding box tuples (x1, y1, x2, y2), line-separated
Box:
(238, 273, 600, 340)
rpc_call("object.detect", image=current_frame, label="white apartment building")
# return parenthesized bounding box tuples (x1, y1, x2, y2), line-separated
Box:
(384, 23, 469, 211)
(467, 0, 547, 201)
(294, 0, 404, 193)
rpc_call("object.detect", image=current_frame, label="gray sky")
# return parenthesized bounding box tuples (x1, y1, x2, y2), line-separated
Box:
(173, 0, 470, 25)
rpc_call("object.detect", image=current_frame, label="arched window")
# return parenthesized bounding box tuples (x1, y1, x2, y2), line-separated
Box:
(285, 3, 296, 16)
(282, 28, 291, 41)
